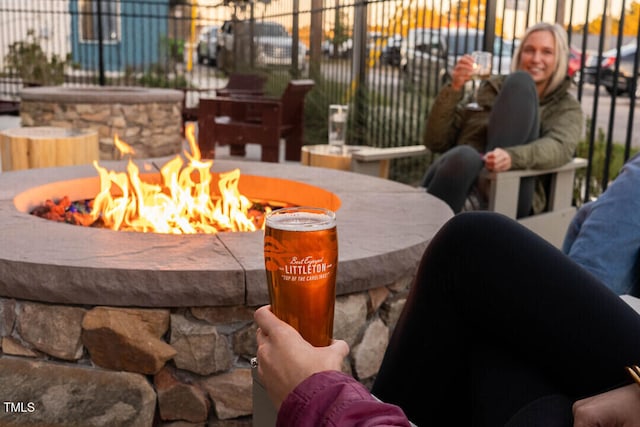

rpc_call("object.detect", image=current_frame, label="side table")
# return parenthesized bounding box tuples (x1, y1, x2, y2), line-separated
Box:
(0, 127, 99, 172)
(301, 144, 428, 179)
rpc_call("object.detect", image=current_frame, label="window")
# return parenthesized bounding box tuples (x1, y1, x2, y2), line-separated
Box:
(80, 0, 120, 42)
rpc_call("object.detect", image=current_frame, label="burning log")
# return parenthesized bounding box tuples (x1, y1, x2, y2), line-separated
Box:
(30, 196, 284, 232)
(31, 196, 99, 227)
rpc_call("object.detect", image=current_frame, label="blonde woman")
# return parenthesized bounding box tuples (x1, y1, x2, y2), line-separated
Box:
(422, 22, 583, 218)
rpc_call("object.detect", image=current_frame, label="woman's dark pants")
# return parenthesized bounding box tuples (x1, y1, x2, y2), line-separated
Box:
(371, 212, 640, 426)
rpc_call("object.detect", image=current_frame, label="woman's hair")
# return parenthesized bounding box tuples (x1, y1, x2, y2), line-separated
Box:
(511, 22, 569, 96)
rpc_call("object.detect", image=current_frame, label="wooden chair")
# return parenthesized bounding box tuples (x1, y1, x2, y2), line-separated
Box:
(482, 157, 588, 248)
(350, 145, 429, 178)
(215, 73, 267, 98)
(198, 79, 315, 162)
(181, 88, 216, 136)
(181, 74, 266, 135)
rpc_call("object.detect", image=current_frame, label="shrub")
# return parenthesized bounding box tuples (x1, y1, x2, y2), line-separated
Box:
(574, 122, 640, 205)
(3, 30, 71, 86)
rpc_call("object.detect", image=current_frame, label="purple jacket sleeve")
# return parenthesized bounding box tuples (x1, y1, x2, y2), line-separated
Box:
(277, 371, 411, 427)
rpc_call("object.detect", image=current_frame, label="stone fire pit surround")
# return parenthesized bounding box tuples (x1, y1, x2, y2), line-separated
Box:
(19, 86, 184, 160)
(0, 158, 453, 426)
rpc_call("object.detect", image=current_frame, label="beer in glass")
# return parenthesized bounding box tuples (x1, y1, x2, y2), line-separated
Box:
(264, 206, 338, 347)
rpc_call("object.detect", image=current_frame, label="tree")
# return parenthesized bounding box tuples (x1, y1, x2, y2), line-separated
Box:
(622, 1, 640, 36)
(448, 0, 487, 29)
(331, 9, 350, 55)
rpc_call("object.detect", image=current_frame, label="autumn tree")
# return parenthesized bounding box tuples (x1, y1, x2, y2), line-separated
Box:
(574, 1, 640, 36)
(621, 1, 640, 36)
(448, 0, 487, 29)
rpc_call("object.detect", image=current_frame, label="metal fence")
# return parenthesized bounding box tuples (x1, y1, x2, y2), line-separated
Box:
(0, 0, 638, 200)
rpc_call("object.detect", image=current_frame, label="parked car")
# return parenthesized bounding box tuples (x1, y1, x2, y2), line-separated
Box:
(568, 46, 583, 82)
(491, 36, 516, 75)
(380, 35, 403, 66)
(401, 28, 513, 86)
(197, 26, 218, 66)
(321, 39, 332, 56)
(322, 38, 352, 58)
(583, 42, 638, 96)
(217, 20, 307, 72)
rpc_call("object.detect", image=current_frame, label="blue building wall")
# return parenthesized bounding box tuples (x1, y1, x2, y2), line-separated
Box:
(69, 0, 170, 72)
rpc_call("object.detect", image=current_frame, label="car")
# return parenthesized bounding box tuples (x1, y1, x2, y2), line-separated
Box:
(568, 46, 583, 82)
(321, 38, 352, 58)
(401, 28, 513, 86)
(491, 36, 516, 75)
(380, 35, 403, 66)
(216, 20, 307, 71)
(583, 42, 638, 96)
(321, 39, 332, 56)
(197, 26, 218, 66)
(400, 27, 443, 84)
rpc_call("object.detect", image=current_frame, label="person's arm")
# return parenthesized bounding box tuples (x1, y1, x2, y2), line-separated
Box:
(423, 55, 473, 153)
(561, 200, 593, 253)
(253, 306, 411, 427)
(279, 370, 412, 427)
(573, 383, 640, 427)
(564, 154, 640, 295)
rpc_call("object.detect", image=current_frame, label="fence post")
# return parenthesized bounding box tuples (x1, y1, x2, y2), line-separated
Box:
(483, 0, 497, 54)
(292, 0, 300, 77)
(309, 0, 323, 77)
(97, 0, 106, 86)
(351, 0, 368, 145)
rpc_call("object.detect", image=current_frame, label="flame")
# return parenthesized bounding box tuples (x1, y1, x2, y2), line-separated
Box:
(90, 123, 268, 234)
(114, 134, 136, 158)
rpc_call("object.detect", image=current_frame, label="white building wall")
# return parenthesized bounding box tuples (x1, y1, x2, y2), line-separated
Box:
(0, 0, 71, 70)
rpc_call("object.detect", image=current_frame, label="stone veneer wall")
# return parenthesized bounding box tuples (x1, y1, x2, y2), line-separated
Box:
(0, 275, 413, 426)
(19, 87, 184, 161)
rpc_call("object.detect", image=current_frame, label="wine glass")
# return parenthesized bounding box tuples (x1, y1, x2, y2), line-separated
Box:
(466, 51, 493, 111)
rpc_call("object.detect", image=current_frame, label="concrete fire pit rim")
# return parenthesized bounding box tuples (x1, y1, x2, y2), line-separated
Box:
(0, 158, 453, 307)
(20, 86, 183, 104)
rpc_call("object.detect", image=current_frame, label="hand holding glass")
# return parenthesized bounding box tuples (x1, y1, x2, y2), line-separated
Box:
(264, 207, 338, 347)
(466, 51, 493, 111)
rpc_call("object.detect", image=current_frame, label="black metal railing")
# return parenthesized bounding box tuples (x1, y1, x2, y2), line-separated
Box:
(0, 0, 638, 199)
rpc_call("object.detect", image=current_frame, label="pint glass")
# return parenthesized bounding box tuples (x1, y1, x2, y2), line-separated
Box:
(264, 206, 338, 347)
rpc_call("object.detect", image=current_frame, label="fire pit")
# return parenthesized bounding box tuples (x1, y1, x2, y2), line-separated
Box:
(0, 158, 453, 425)
(1, 157, 452, 307)
(19, 86, 184, 159)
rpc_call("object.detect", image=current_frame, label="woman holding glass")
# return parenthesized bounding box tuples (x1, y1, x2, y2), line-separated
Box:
(421, 22, 583, 218)
(254, 212, 640, 426)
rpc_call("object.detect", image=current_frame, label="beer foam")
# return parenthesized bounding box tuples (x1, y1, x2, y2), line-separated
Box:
(266, 211, 335, 231)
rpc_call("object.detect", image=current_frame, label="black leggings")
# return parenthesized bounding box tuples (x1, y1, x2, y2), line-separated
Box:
(423, 72, 540, 217)
(371, 212, 640, 426)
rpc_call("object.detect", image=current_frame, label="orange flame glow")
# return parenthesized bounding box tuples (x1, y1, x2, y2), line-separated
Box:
(114, 134, 136, 158)
(90, 123, 267, 234)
